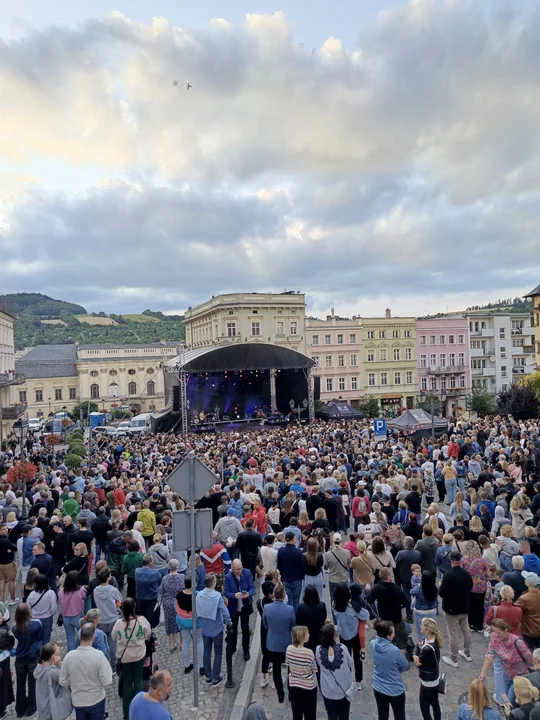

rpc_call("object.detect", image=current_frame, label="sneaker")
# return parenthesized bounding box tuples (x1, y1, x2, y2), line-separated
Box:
(205, 677, 213, 685)
(356, 682, 362, 690)
(8, 597, 20, 606)
(458, 650, 472, 662)
(442, 656, 458, 668)
(199, 667, 205, 676)
(360, 651, 366, 661)
(184, 664, 193, 675)
(212, 677, 224, 688)
(493, 694, 503, 706)
(483, 629, 491, 638)
(260, 675, 269, 688)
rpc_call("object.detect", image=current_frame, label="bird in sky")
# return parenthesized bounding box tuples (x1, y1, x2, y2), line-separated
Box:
(172, 80, 178, 86)
(187, 83, 192, 90)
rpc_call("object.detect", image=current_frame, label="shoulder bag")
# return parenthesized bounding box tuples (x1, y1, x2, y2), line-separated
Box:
(327, 649, 357, 703)
(424, 643, 446, 694)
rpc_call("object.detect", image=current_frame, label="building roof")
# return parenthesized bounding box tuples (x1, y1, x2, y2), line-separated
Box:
(16, 344, 78, 378)
(525, 285, 540, 297)
(165, 342, 315, 372)
(77, 342, 180, 350)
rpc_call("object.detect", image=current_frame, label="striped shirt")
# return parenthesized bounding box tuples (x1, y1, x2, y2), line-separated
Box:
(285, 645, 317, 690)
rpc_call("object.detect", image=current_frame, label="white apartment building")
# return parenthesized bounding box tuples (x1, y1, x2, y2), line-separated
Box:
(183, 292, 307, 354)
(306, 311, 363, 405)
(0, 309, 25, 441)
(464, 311, 535, 393)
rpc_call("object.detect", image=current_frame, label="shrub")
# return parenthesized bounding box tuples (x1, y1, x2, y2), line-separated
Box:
(69, 443, 87, 457)
(65, 454, 83, 470)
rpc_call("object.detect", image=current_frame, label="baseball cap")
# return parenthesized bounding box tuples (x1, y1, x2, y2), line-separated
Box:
(285, 531, 295, 541)
(333, 533, 342, 544)
(227, 508, 236, 516)
(522, 571, 540, 587)
(449, 550, 462, 561)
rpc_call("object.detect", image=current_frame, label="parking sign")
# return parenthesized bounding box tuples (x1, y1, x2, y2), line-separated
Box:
(373, 418, 387, 441)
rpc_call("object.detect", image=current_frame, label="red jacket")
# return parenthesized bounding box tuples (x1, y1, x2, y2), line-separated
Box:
(200, 543, 228, 574)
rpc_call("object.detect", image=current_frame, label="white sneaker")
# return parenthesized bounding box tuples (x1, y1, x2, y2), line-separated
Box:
(442, 656, 458, 668)
(483, 629, 491, 638)
(356, 682, 362, 690)
(459, 650, 472, 662)
(260, 675, 268, 688)
(8, 597, 20, 605)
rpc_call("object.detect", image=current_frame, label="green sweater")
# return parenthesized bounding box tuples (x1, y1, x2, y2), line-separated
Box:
(62, 498, 79, 521)
(121, 550, 144, 578)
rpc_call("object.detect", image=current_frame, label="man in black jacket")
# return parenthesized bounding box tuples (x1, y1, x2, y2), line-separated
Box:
(438, 550, 473, 668)
(235, 519, 263, 581)
(367, 567, 410, 650)
(92, 507, 111, 562)
(395, 537, 421, 621)
(0, 523, 18, 604)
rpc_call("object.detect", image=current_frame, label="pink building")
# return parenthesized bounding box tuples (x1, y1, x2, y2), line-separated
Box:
(416, 317, 471, 416)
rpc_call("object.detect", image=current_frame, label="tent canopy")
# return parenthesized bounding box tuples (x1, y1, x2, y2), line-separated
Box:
(318, 399, 364, 419)
(165, 342, 315, 373)
(388, 408, 448, 432)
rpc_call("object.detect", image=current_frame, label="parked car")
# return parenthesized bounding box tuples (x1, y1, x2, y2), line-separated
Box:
(91, 425, 120, 437)
(28, 418, 43, 432)
(128, 413, 153, 434)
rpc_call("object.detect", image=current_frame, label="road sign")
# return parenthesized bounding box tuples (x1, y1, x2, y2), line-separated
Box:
(166, 454, 218, 505)
(373, 418, 387, 441)
(172, 509, 213, 551)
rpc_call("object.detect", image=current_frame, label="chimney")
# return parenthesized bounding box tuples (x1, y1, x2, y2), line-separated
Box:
(385, 308, 391, 318)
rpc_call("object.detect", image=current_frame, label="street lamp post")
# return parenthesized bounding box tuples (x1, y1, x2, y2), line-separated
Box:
(289, 398, 309, 423)
(48, 398, 52, 416)
(12, 418, 29, 520)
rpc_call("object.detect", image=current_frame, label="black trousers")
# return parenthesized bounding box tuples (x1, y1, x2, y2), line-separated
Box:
(289, 686, 317, 720)
(419, 685, 441, 720)
(0, 655, 15, 714)
(232, 608, 251, 654)
(435, 480, 446, 503)
(468, 591, 485, 631)
(137, 597, 157, 626)
(260, 629, 271, 674)
(127, 576, 137, 602)
(373, 690, 406, 720)
(342, 634, 363, 682)
(270, 651, 286, 699)
(112, 568, 124, 592)
(15, 654, 38, 718)
(323, 696, 350, 720)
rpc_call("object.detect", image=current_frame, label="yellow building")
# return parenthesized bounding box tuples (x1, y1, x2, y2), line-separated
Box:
(16, 344, 79, 419)
(362, 310, 417, 414)
(0, 309, 25, 441)
(525, 285, 540, 370)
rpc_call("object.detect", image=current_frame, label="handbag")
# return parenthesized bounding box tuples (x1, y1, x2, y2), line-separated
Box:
(515, 638, 534, 672)
(424, 643, 446, 694)
(329, 665, 357, 703)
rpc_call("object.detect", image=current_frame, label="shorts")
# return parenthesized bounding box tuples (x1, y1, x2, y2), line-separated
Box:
(0, 562, 17, 582)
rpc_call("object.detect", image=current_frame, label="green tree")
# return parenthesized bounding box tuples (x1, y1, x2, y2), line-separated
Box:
(70, 402, 98, 420)
(359, 395, 380, 418)
(467, 388, 495, 416)
(497, 383, 540, 420)
(416, 393, 442, 416)
(65, 454, 83, 470)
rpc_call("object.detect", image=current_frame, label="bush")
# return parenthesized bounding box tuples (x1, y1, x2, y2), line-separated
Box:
(359, 395, 380, 419)
(69, 443, 87, 457)
(68, 431, 84, 443)
(65, 454, 83, 470)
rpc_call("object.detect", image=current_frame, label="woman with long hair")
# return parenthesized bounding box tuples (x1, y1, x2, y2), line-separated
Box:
(370, 620, 409, 720)
(510, 495, 533, 541)
(450, 492, 471, 524)
(461, 540, 490, 632)
(113, 597, 151, 720)
(34, 642, 73, 720)
(351, 540, 375, 589)
(411, 571, 439, 640)
(413, 618, 443, 720)
(457, 679, 500, 720)
(368, 536, 396, 583)
(333, 583, 368, 688)
(27, 574, 57, 645)
(508, 677, 540, 720)
(58, 570, 88, 652)
(175, 577, 203, 675)
(303, 536, 324, 599)
(286, 626, 318, 720)
(316, 623, 354, 720)
(12, 603, 43, 718)
(295, 585, 327, 654)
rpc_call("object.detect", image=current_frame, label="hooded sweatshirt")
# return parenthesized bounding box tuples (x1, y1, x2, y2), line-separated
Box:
(34, 662, 73, 720)
(492, 506, 512, 537)
(370, 635, 409, 696)
(214, 515, 244, 544)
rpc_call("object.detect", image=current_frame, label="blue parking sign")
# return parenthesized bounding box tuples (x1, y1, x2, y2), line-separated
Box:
(373, 418, 387, 439)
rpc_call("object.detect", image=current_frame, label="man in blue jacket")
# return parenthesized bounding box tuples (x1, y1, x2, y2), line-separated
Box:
(276, 532, 305, 611)
(197, 572, 232, 687)
(224, 559, 255, 661)
(263, 584, 295, 703)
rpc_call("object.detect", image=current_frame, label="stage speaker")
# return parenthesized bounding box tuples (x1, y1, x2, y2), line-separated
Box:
(172, 385, 181, 412)
(313, 376, 321, 401)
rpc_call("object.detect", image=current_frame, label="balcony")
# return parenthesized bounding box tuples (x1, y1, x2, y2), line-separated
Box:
(513, 366, 526, 375)
(472, 366, 496, 377)
(0, 371, 25, 387)
(524, 345, 535, 354)
(0, 403, 25, 419)
(470, 346, 495, 357)
(427, 365, 467, 375)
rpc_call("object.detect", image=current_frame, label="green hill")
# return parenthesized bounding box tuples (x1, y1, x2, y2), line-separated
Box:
(466, 297, 532, 313)
(0, 292, 86, 317)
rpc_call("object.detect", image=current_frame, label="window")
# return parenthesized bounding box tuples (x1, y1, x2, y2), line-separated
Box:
(441, 376, 447, 390)
(338, 354, 345, 367)
(439, 354, 446, 367)
(325, 355, 333, 368)
(55, 388, 62, 401)
(312, 334, 319, 345)
(90, 384, 100, 400)
(450, 375, 456, 388)
(147, 380, 156, 396)
(69, 388, 77, 400)
(405, 348, 412, 361)
(251, 321, 261, 336)
(276, 321, 284, 335)
(367, 331, 374, 339)
(109, 383, 119, 398)
(90, 370, 99, 378)
(351, 377, 358, 391)
(499, 328, 505, 339)
(337, 334, 343, 344)
(419, 335, 427, 345)
(326, 378, 333, 392)
(430, 354, 437, 367)
(472, 359, 486, 369)
(405, 330, 411, 338)
(379, 331, 386, 339)
(502, 383, 507, 391)
(19, 390, 27, 403)
(290, 321, 298, 335)
(350, 354, 358, 367)
(393, 348, 400, 361)
(35, 389, 44, 402)
(458, 353, 465, 366)
(430, 377, 437, 390)
(349, 333, 357, 344)
(128, 381, 137, 395)
(393, 330, 400, 338)
(439, 335, 446, 345)
(325, 334, 332, 345)
(449, 353, 456, 366)
(406, 371, 413, 384)
(482, 322, 487, 329)
(227, 322, 236, 337)
(501, 365, 507, 378)
(394, 372, 401, 385)
(147, 368, 154, 374)
(420, 354, 427, 368)
(460, 375, 466, 388)
(368, 373, 376, 387)
(128, 368, 136, 375)
(458, 334, 465, 344)
(338, 377, 346, 391)
(109, 369, 118, 376)
(500, 346, 506, 358)
(513, 338, 525, 347)
(380, 348, 387, 362)
(514, 357, 526, 367)
(367, 350, 375, 362)
(429, 335, 436, 345)
(381, 372, 388, 386)
(448, 334, 455, 344)
(421, 377, 428, 391)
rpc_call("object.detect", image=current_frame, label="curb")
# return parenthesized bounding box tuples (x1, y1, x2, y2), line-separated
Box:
(230, 611, 262, 720)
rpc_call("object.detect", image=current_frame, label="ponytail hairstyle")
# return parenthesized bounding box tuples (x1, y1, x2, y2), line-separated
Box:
(79, 608, 100, 628)
(421, 618, 443, 648)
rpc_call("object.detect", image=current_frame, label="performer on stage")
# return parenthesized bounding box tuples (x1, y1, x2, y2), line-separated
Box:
(214, 404, 220, 422)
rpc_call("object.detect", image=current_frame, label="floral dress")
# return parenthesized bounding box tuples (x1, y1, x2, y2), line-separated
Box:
(461, 556, 490, 593)
(159, 573, 185, 635)
(486, 633, 533, 679)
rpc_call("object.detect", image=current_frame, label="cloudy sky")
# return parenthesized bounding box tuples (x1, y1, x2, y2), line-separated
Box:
(1, 0, 540, 319)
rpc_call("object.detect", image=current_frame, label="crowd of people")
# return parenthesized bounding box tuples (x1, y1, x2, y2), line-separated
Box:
(2, 415, 540, 720)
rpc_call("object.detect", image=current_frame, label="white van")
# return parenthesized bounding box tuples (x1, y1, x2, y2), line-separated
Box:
(128, 413, 152, 434)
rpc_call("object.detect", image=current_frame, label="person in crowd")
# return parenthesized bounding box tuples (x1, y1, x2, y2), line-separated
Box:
(324, 533, 351, 611)
(277, 531, 305, 611)
(148, 533, 170, 579)
(158, 558, 185, 653)
(439, 550, 473, 668)
(134, 554, 161, 625)
(93, 567, 122, 669)
(460, 540, 490, 633)
(263, 583, 295, 703)
(76, 609, 110, 660)
(415, 526, 439, 574)
(59, 570, 89, 652)
(0, 601, 15, 718)
(113, 597, 151, 720)
(507, 677, 540, 720)
(286, 625, 318, 720)
(516, 572, 540, 650)
(59, 622, 112, 720)
(303, 536, 324, 599)
(485, 585, 522, 635)
(333, 583, 369, 688)
(413, 618, 443, 720)
(129, 669, 174, 720)
(370, 619, 409, 720)
(0, 522, 19, 605)
(12, 603, 43, 719)
(457, 678, 501, 720)
(369, 536, 396, 583)
(411, 570, 439, 640)
(235, 519, 263, 580)
(295, 584, 327, 655)
(137, 501, 157, 548)
(121, 540, 144, 601)
(197, 572, 232, 688)
(175, 577, 203, 675)
(502, 556, 528, 600)
(257, 580, 275, 689)
(224, 558, 255, 661)
(62, 542, 90, 586)
(367, 567, 410, 651)
(30, 542, 56, 594)
(34, 642, 73, 720)
(316, 622, 354, 720)
(351, 540, 375, 591)
(27, 573, 57, 645)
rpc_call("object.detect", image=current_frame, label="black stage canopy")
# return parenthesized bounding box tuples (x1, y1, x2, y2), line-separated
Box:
(165, 342, 316, 373)
(318, 400, 364, 420)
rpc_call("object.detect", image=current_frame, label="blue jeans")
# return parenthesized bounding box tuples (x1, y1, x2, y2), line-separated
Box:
(203, 631, 223, 683)
(75, 697, 106, 720)
(413, 607, 438, 641)
(40, 616, 53, 645)
(457, 476, 466, 493)
(302, 573, 324, 603)
(65, 613, 84, 652)
(95, 541, 108, 562)
(181, 627, 203, 669)
(284, 580, 303, 611)
(158, 568, 168, 579)
(493, 657, 513, 704)
(500, 555, 513, 573)
(445, 479, 457, 505)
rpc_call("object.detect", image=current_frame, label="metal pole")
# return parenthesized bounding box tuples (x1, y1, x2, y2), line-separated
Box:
(189, 452, 199, 707)
(431, 400, 435, 443)
(270, 369, 277, 412)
